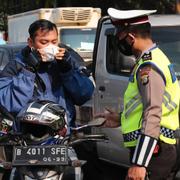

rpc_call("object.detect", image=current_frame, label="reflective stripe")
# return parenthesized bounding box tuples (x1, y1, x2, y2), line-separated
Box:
(123, 126, 175, 142)
(125, 91, 177, 119)
(163, 98, 174, 112)
(125, 91, 177, 118)
(145, 139, 157, 167)
(132, 134, 157, 167)
(125, 99, 141, 118)
(125, 94, 141, 118)
(163, 91, 177, 110)
(125, 94, 140, 110)
(170, 101, 177, 109)
(164, 91, 177, 108)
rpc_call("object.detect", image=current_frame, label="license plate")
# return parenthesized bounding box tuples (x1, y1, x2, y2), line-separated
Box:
(12, 145, 68, 166)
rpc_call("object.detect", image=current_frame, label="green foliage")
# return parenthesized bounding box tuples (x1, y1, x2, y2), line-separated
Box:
(44, 0, 56, 8)
(0, 0, 57, 31)
(0, 0, 178, 32)
(113, 0, 176, 14)
(35, 0, 57, 8)
(0, 0, 8, 31)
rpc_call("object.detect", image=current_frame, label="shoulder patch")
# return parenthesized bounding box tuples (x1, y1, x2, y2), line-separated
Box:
(139, 66, 151, 85)
(142, 52, 152, 61)
(139, 66, 151, 76)
(140, 75, 149, 85)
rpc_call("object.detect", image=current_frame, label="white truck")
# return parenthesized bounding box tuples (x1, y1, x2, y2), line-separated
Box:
(7, 7, 101, 64)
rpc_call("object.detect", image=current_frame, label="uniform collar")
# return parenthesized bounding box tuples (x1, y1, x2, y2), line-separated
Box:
(136, 43, 157, 63)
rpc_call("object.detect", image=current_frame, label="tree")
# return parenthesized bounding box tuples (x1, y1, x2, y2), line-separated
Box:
(0, 1, 8, 32)
(35, 0, 57, 8)
(110, 0, 176, 14)
(0, 0, 178, 32)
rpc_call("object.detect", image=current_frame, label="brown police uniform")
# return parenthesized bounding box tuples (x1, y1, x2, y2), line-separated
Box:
(129, 52, 178, 180)
(107, 7, 179, 180)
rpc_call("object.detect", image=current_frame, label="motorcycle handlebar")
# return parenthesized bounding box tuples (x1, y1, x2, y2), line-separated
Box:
(67, 134, 109, 146)
(70, 118, 105, 131)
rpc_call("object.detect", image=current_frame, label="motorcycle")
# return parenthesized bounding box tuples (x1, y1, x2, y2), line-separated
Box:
(0, 101, 107, 180)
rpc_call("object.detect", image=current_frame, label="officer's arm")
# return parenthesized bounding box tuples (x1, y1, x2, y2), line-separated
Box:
(131, 64, 165, 167)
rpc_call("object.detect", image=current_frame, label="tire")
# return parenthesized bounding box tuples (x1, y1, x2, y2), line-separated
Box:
(61, 166, 83, 180)
(61, 167, 75, 180)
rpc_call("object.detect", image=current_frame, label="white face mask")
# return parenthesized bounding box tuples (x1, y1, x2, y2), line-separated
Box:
(40, 44, 59, 62)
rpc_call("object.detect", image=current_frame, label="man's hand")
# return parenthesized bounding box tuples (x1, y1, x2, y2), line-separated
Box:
(94, 108, 120, 128)
(54, 48, 72, 73)
(55, 48, 67, 60)
(126, 166, 146, 180)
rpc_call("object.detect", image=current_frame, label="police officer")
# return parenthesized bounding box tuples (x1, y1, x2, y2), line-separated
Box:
(96, 8, 180, 180)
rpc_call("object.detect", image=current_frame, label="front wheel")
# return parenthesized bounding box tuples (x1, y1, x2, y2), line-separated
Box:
(9, 167, 23, 180)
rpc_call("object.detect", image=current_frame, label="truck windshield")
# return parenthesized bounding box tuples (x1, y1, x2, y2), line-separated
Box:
(59, 28, 96, 52)
(152, 26, 180, 78)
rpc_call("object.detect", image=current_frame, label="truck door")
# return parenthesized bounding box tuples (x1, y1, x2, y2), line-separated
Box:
(93, 18, 136, 113)
(92, 17, 135, 166)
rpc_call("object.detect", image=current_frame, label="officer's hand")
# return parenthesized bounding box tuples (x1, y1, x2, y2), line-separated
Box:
(94, 108, 120, 128)
(55, 48, 72, 73)
(126, 165, 146, 180)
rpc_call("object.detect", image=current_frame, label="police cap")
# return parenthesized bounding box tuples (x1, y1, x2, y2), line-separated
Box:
(108, 8, 157, 26)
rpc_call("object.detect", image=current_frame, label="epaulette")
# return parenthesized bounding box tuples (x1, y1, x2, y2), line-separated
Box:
(142, 52, 152, 61)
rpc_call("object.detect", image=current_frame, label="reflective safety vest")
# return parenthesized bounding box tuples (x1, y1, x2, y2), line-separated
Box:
(121, 47, 180, 147)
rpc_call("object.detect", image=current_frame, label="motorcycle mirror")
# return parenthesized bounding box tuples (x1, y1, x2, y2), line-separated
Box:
(70, 118, 106, 131)
(87, 118, 106, 126)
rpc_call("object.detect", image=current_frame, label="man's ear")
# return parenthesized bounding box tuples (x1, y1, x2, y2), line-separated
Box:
(127, 33, 135, 43)
(27, 37, 33, 48)
(128, 33, 135, 39)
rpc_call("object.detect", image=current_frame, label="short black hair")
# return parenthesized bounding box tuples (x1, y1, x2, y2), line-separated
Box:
(123, 22, 151, 38)
(28, 19, 58, 40)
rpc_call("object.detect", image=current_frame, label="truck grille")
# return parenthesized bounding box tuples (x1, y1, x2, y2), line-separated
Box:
(60, 8, 92, 23)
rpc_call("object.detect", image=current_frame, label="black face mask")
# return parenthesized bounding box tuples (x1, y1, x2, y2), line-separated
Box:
(118, 35, 133, 56)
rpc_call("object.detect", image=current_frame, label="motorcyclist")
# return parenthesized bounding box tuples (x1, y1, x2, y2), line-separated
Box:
(0, 19, 94, 179)
(0, 19, 94, 128)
